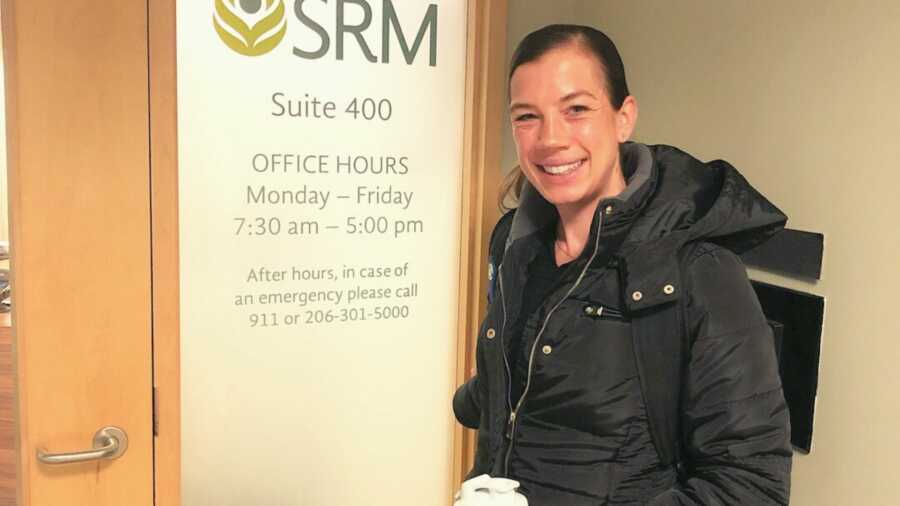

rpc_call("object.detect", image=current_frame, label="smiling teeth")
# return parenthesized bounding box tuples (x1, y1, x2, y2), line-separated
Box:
(541, 160, 582, 175)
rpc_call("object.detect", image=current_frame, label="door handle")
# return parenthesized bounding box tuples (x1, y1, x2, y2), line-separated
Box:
(36, 426, 128, 465)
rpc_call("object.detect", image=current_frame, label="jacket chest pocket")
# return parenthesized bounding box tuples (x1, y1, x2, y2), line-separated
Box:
(539, 298, 637, 380)
(576, 300, 626, 321)
(548, 297, 630, 340)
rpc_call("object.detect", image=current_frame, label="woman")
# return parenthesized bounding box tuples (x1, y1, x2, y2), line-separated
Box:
(453, 25, 792, 505)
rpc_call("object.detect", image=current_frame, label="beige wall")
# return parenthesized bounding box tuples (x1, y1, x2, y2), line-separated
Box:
(505, 1, 900, 504)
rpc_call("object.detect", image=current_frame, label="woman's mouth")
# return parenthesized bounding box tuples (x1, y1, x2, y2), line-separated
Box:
(538, 159, 585, 176)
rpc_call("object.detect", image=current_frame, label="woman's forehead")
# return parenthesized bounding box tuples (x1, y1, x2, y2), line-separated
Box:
(509, 47, 608, 103)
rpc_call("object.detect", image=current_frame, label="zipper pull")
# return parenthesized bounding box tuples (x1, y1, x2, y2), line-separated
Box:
(506, 411, 517, 439)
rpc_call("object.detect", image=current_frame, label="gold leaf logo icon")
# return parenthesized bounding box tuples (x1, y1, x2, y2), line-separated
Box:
(213, 0, 287, 57)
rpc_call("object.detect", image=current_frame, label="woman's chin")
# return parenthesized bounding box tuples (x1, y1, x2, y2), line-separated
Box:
(539, 189, 587, 209)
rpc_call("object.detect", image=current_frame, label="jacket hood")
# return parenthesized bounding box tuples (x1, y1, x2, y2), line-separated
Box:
(622, 144, 786, 254)
(508, 142, 787, 312)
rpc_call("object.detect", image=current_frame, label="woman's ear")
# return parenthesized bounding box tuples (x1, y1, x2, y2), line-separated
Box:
(616, 95, 639, 142)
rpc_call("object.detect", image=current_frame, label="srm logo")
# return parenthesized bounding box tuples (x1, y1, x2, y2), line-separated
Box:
(213, 0, 439, 66)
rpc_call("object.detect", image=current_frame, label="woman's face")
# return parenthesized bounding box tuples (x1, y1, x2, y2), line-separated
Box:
(509, 44, 637, 211)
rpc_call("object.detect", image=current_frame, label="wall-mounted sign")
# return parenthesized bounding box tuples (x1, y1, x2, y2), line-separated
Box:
(178, 1, 468, 503)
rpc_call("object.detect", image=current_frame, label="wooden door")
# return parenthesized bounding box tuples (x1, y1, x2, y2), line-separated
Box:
(3, 1, 155, 505)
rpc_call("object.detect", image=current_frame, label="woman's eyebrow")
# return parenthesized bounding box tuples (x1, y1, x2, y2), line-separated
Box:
(560, 90, 597, 102)
(509, 102, 534, 113)
(509, 90, 597, 112)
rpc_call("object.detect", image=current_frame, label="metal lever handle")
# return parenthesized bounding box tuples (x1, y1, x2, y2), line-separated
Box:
(36, 426, 128, 465)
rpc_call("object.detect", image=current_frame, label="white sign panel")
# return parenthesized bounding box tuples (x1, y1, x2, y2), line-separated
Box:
(177, 1, 467, 504)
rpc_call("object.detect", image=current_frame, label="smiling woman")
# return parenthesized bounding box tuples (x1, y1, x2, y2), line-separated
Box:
(453, 24, 792, 506)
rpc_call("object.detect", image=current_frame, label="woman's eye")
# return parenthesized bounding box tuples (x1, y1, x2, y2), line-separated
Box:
(568, 105, 590, 115)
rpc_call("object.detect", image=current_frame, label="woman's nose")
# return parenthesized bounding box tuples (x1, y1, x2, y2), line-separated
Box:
(537, 113, 568, 149)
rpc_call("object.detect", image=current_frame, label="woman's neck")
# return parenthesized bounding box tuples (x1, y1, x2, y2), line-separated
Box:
(553, 166, 627, 266)
(554, 203, 598, 266)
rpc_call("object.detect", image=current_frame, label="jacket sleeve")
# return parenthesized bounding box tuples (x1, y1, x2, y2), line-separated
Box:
(649, 245, 792, 505)
(453, 375, 481, 429)
(452, 211, 515, 431)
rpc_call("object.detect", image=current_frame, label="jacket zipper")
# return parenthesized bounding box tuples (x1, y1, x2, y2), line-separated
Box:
(502, 211, 606, 477)
(497, 263, 513, 417)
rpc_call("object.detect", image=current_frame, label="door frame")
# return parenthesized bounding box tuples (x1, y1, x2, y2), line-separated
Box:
(149, 1, 508, 503)
(148, 1, 180, 505)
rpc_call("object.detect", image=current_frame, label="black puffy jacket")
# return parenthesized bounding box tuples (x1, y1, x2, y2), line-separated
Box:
(453, 143, 792, 505)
